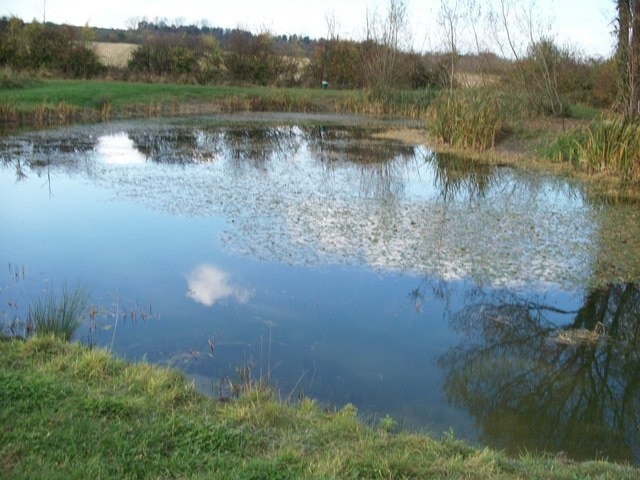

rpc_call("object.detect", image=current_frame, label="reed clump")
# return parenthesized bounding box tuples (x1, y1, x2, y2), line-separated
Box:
(28, 285, 88, 341)
(0, 100, 88, 127)
(426, 88, 506, 150)
(546, 116, 640, 182)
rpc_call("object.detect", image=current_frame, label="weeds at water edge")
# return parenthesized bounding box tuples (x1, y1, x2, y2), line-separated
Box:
(28, 284, 88, 341)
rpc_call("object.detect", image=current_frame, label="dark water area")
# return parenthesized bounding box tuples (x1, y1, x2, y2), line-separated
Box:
(1, 114, 639, 464)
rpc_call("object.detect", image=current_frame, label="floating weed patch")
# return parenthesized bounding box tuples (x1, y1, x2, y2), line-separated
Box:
(3, 120, 618, 289)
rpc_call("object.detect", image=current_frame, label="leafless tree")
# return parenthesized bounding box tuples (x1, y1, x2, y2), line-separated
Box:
(437, 0, 462, 89)
(364, 0, 410, 92)
(616, 0, 640, 117)
(485, 0, 564, 115)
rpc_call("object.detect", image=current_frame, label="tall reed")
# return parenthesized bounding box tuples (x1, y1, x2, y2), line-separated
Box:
(545, 116, 640, 181)
(29, 285, 89, 341)
(426, 88, 505, 150)
(578, 117, 640, 180)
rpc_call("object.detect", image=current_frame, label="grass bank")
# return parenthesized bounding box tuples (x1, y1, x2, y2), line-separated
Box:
(0, 78, 434, 128)
(1, 336, 637, 479)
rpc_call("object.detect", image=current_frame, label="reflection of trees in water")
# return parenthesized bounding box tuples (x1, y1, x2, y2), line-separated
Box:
(0, 132, 96, 174)
(221, 127, 302, 173)
(429, 152, 495, 201)
(129, 129, 219, 163)
(303, 126, 418, 200)
(438, 283, 640, 463)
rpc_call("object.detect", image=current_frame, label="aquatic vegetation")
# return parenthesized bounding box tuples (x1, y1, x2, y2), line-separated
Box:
(29, 285, 88, 341)
(426, 88, 506, 150)
(545, 116, 640, 182)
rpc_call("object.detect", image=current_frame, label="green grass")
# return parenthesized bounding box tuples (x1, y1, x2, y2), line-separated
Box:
(0, 79, 436, 128)
(28, 285, 88, 341)
(544, 116, 640, 181)
(426, 88, 506, 150)
(1, 336, 638, 479)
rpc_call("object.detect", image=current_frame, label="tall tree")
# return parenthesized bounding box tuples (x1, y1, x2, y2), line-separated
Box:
(616, 0, 640, 117)
(363, 0, 409, 92)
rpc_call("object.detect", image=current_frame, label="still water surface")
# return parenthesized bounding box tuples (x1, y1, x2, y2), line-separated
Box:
(1, 115, 639, 463)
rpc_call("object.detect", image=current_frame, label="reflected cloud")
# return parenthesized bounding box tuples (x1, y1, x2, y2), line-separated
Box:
(186, 264, 251, 307)
(96, 133, 147, 165)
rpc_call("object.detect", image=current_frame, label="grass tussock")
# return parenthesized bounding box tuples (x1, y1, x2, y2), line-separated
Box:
(0, 100, 89, 127)
(1, 336, 638, 479)
(336, 88, 436, 118)
(426, 88, 506, 150)
(545, 116, 640, 182)
(28, 285, 88, 341)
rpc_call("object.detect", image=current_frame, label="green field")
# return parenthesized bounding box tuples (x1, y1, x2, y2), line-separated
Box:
(0, 80, 341, 109)
(0, 78, 439, 128)
(1, 336, 638, 479)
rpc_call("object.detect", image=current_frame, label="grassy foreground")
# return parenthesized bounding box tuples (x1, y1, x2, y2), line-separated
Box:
(1, 336, 638, 479)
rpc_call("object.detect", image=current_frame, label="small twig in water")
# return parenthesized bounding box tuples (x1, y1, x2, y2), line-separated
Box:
(267, 321, 273, 384)
(110, 290, 119, 351)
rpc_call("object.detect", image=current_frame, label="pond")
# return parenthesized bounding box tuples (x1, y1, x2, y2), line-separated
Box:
(1, 113, 640, 464)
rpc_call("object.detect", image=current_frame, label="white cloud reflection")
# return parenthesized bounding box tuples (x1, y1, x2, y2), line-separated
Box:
(96, 132, 147, 165)
(186, 264, 251, 307)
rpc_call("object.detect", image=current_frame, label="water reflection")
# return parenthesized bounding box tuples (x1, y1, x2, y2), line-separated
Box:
(222, 127, 302, 168)
(96, 133, 147, 165)
(439, 283, 640, 463)
(430, 152, 496, 201)
(129, 128, 219, 164)
(2, 117, 640, 464)
(186, 264, 251, 307)
(0, 120, 611, 289)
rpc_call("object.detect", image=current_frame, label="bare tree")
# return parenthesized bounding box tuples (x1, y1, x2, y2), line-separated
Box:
(484, 0, 564, 115)
(364, 0, 410, 92)
(325, 11, 339, 41)
(616, 0, 640, 117)
(125, 17, 142, 31)
(437, 0, 462, 89)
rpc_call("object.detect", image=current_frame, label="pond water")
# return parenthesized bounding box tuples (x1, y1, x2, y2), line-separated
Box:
(1, 114, 640, 464)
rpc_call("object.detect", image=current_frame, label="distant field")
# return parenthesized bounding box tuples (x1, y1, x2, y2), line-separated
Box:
(92, 42, 138, 68)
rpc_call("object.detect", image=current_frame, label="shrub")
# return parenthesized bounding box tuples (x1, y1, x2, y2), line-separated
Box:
(0, 18, 104, 78)
(127, 33, 224, 84)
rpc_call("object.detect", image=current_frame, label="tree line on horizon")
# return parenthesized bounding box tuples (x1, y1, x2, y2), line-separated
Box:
(0, 0, 630, 115)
